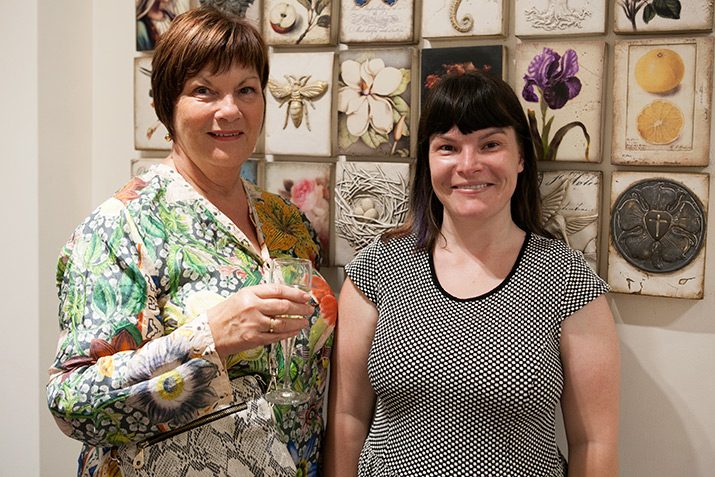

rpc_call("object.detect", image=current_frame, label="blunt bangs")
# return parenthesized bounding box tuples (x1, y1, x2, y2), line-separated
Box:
(422, 73, 523, 140)
(175, 14, 267, 87)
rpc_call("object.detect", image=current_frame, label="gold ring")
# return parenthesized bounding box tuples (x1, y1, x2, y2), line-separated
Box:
(268, 318, 276, 334)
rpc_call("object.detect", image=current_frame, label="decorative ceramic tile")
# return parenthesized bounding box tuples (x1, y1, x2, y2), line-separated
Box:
(337, 48, 415, 158)
(263, 0, 334, 45)
(134, 56, 170, 151)
(515, 40, 606, 162)
(420, 45, 505, 106)
(421, 0, 505, 38)
(264, 161, 332, 264)
(131, 158, 164, 177)
(136, 0, 192, 51)
(339, 0, 414, 43)
(197, 0, 261, 27)
(612, 37, 713, 166)
(333, 161, 410, 265)
(539, 170, 601, 271)
(265, 51, 334, 157)
(614, 0, 713, 33)
(130, 158, 262, 184)
(515, 0, 606, 36)
(608, 171, 709, 299)
(240, 158, 262, 185)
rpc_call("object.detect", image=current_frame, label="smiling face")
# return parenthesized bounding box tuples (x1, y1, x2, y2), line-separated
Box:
(429, 125, 524, 227)
(172, 62, 265, 171)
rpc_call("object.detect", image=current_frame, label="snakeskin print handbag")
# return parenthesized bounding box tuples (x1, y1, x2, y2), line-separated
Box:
(117, 375, 296, 477)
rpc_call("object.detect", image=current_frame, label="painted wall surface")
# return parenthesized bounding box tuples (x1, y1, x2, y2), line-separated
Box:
(2, 1, 713, 475)
(36, 0, 94, 475)
(1, 1, 41, 475)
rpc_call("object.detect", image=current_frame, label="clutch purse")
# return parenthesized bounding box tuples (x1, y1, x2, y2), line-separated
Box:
(117, 375, 296, 477)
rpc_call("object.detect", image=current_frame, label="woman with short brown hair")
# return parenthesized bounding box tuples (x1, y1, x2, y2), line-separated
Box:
(48, 6, 335, 476)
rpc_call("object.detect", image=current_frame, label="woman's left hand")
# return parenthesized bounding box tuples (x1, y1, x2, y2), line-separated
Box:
(207, 283, 314, 360)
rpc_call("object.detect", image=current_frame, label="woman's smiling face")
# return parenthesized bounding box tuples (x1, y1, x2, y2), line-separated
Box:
(429, 125, 524, 226)
(172, 62, 265, 171)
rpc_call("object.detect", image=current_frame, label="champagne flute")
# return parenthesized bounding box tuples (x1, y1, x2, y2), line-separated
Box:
(265, 257, 312, 406)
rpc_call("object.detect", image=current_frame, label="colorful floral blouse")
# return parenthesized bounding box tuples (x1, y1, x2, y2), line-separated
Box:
(47, 164, 336, 477)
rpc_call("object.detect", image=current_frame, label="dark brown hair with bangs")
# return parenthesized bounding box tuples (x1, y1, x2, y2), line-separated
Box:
(151, 5, 269, 137)
(384, 71, 552, 251)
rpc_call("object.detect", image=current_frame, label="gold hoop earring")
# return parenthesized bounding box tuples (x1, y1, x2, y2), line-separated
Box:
(164, 133, 172, 142)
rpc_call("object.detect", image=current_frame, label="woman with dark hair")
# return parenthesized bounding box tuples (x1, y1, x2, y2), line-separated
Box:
(325, 71, 619, 476)
(48, 6, 335, 476)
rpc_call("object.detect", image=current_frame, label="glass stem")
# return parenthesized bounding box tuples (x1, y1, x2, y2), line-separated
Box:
(282, 338, 293, 390)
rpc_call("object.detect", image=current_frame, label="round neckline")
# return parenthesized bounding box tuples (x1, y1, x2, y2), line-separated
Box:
(428, 231, 531, 302)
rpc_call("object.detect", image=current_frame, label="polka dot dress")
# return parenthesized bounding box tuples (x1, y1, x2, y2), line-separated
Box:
(345, 232, 609, 476)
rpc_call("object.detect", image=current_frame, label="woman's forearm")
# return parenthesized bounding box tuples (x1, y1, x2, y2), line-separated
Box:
(567, 441, 619, 476)
(324, 412, 370, 477)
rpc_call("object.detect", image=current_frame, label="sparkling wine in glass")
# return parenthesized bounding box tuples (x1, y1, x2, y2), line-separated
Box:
(265, 257, 312, 406)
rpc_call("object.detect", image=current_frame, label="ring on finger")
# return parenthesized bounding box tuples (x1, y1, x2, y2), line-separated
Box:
(268, 318, 276, 334)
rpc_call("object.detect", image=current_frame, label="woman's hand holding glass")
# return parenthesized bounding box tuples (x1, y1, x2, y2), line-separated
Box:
(265, 258, 313, 406)
(207, 283, 312, 360)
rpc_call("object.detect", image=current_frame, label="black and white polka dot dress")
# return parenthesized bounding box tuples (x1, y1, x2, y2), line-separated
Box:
(345, 232, 609, 476)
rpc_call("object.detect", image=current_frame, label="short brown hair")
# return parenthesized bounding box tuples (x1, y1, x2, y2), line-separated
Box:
(151, 5, 269, 137)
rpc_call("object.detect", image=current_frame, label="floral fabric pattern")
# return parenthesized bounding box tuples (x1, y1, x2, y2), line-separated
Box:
(47, 164, 335, 477)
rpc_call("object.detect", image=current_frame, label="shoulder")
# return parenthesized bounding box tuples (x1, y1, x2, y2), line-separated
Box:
(80, 169, 163, 227)
(347, 233, 417, 275)
(527, 234, 609, 307)
(345, 233, 420, 306)
(527, 233, 587, 267)
(64, 166, 177, 247)
(359, 233, 417, 259)
(524, 233, 606, 287)
(58, 172, 165, 282)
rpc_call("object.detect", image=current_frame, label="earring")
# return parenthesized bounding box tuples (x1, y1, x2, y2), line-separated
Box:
(164, 133, 172, 142)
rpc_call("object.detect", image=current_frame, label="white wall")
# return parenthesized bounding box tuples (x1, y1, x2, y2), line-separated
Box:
(1, 1, 713, 475)
(36, 0, 94, 475)
(1, 1, 40, 475)
(592, 19, 715, 473)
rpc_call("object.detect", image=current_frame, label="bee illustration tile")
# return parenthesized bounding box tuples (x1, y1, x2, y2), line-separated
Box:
(265, 51, 334, 157)
(612, 38, 713, 166)
(608, 171, 709, 299)
(339, 0, 415, 43)
(333, 160, 410, 265)
(263, 0, 334, 45)
(420, 45, 505, 107)
(264, 161, 333, 264)
(515, 40, 606, 162)
(515, 0, 606, 36)
(614, 0, 713, 33)
(337, 48, 415, 158)
(538, 170, 601, 272)
(134, 56, 170, 151)
(196, 0, 262, 27)
(421, 0, 505, 38)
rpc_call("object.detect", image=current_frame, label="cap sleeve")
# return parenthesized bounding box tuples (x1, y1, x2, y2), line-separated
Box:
(560, 250, 610, 321)
(344, 238, 383, 306)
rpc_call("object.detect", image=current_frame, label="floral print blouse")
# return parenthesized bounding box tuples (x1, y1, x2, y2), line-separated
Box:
(47, 164, 336, 477)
